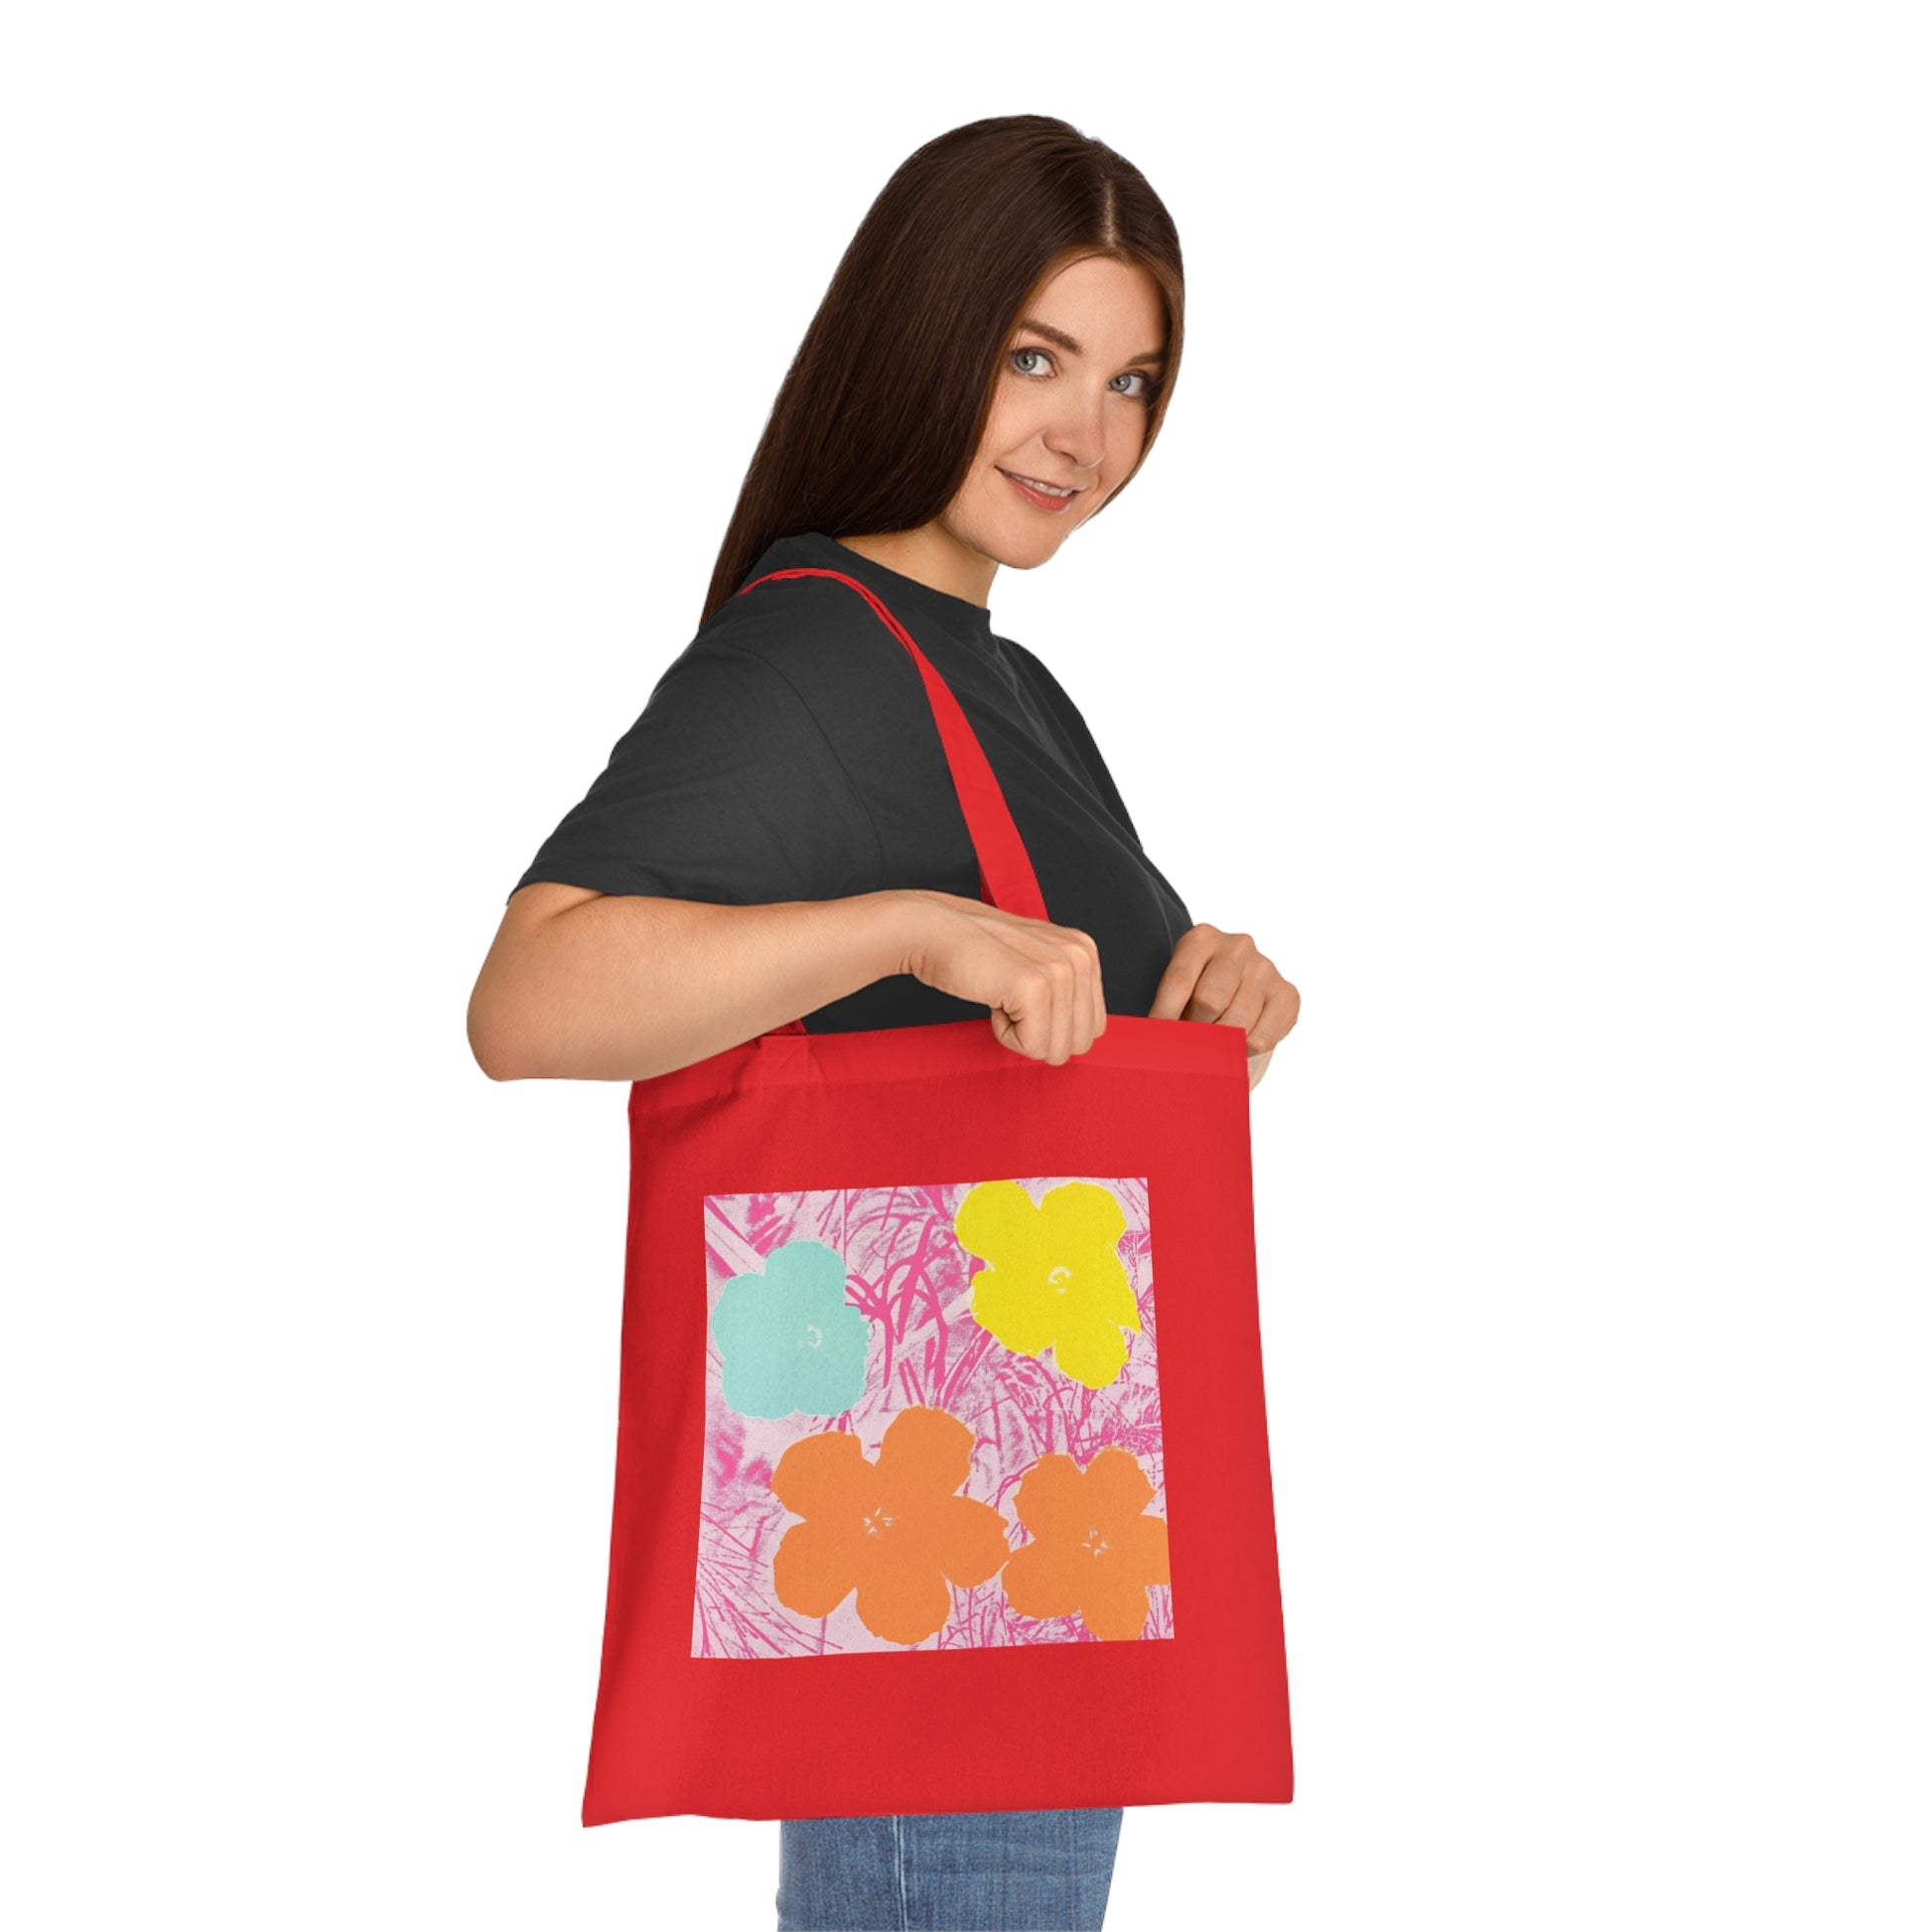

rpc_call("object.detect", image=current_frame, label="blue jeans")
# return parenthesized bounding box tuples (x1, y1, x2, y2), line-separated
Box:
(775, 1807, 1125, 1931)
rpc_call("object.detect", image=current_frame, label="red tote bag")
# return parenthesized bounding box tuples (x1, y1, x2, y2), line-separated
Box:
(582, 566, 1295, 1824)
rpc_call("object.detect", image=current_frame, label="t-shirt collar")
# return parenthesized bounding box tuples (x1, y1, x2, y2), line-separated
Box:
(755, 529, 1001, 649)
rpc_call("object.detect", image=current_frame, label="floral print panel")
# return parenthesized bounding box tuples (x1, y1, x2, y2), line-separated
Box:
(694, 1176, 1173, 1657)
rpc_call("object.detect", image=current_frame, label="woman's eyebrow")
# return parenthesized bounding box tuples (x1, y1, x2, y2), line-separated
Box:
(1015, 316, 1168, 367)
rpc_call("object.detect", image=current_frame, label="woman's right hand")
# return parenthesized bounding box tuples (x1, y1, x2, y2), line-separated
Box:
(894, 888, 1106, 1065)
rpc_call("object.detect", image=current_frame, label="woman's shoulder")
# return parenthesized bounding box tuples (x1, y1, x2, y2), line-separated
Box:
(668, 564, 941, 735)
(1000, 632, 1091, 732)
(688, 564, 897, 681)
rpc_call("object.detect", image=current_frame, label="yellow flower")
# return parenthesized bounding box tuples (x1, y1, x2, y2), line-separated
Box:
(952, 1180, 1140, 1390)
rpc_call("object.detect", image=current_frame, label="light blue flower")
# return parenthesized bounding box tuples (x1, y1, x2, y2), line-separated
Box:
(710, 1238, 872, 1421)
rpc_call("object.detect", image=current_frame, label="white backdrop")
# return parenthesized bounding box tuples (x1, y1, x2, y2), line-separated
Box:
(6, 4, 1928, 1928)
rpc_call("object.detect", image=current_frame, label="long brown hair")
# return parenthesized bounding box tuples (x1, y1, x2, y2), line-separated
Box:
(701, 114, 1185, 625)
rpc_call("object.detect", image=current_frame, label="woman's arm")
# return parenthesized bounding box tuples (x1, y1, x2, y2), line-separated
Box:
(468, 881, 1108, 1082)
(469, 884, 914, 1082)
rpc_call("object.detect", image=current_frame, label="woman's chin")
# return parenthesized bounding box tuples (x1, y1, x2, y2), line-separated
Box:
(978, 514, 1078, 573)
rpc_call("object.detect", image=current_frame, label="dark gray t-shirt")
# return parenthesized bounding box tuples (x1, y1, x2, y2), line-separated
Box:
(510, 528, 1192, 1034)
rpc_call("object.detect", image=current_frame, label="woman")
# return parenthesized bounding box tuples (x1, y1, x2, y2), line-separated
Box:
(470, 113, 1299, 1932)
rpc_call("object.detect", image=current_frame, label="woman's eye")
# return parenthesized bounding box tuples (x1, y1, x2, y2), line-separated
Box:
(1008, 347, 1157, 401)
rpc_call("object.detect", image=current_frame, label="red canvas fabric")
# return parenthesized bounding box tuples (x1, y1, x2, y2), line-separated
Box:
(582, 568, 1295, 1823)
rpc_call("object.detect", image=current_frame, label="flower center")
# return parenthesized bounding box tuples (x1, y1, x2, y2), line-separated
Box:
(1048, 1266, 1072, 1295)
(1080, 1523, 1110, 1556)
(796, 1322, 822, 1349)
(862, 1508, 897, 1537)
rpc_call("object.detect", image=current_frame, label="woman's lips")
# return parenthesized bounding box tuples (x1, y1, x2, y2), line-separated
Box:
(1000, 468, 1082, 513)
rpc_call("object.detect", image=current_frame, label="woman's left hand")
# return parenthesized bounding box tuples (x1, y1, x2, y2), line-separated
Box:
(1147, 923, 1300, 1092)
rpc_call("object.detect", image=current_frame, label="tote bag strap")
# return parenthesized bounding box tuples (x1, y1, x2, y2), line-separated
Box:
(736, 566, 1051, 925)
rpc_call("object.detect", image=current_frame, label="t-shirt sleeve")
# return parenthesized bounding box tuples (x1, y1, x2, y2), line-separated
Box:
(507, 644, 885, 906)
(1007, 641, 1146, 850)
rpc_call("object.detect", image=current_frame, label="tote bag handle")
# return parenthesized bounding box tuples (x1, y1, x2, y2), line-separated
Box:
(736, 566, 1051, 925)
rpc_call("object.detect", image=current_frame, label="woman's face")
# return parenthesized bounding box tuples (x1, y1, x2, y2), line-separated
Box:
(941, 254, 1168, 574)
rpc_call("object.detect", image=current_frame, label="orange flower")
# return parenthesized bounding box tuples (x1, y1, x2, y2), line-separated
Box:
(768, 1405, 1013, 1645)
(1000, 1446, 1172, 1641)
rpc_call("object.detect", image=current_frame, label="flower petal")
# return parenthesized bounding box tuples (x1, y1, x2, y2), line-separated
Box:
(789, 1303, 872, 1416)
(953, 1179, 1038, 1265)
(1011, 1452, 1086, 1541)
(771, 1515, 865, 1619)
(1048, 1309, 1130, 1390)
(1081, 1445, 1156, 1522)
(708, 1275, 755, 1357)
(1081, 1550, 1156, 1640)
(926, 1493, 1013, 1589)
(1037, 1184, 1137, 1338)
(1039, 1179, 1126, 1249)
(1080, 1246, 1142, 1335)
(721, 1347, 811, 1422)
(1122, 1507, 1171, 1587)
(854, 1544, 953, 1645)
(770, 1426, 873, 1520)
(876, 1404, 978, 1503)
(1000, 1534, 1089, 1622)
(763, 1237, 849, 1302)
(970, 1259, 1059, 1357)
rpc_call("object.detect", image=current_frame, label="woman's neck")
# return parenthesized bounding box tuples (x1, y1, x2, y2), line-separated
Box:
(833, 525, 997, 611)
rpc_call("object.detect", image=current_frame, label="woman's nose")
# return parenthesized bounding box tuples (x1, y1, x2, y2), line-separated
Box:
(1042, 388, 1107, 473)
